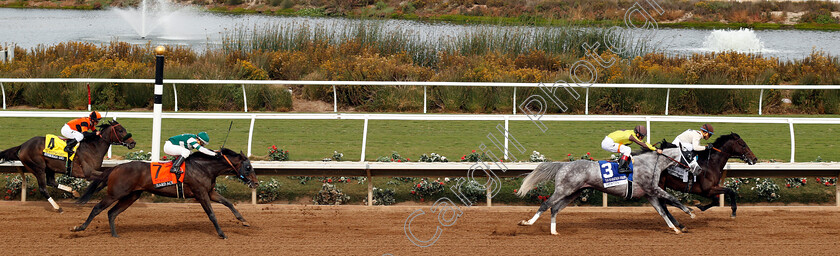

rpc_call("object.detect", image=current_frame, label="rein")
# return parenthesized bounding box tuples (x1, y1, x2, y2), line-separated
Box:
(659, 152, 689, 168)
(220, 153, 247, 181)
(101, 123, 129, 146)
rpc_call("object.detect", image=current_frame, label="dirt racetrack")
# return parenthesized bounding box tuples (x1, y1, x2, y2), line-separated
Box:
(1, 201, 840, 255)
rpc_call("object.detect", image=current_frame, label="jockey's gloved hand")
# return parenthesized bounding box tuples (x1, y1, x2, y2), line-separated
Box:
(707, 143, 714, 150)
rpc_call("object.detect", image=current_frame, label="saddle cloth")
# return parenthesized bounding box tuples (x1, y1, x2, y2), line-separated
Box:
(42, 134, 79, 161)
(150, 162, 185, 188)
(597, 160, 633, 188)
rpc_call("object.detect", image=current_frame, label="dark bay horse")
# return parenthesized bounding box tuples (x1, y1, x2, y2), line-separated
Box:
(659, 133, 757, 218)
(0, 120, 136, 212)
(72, 148, 258, 239)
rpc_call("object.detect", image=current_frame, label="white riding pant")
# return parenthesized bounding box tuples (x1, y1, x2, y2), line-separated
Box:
(163, 141, 192, 158)
(61, 124, 84, 142)
(601, 136, 631, 157)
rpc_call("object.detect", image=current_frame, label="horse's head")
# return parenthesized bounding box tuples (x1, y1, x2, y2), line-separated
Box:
(712, 133, 757, 165)
(98, 120, 136, 149)
(218, 148, 258, 189)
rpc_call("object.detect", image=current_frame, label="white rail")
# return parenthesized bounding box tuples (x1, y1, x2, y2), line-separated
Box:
(0, 111, 838, 164)
(0, 79, 838, 115)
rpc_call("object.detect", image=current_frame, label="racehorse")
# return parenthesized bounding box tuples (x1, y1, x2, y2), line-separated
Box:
(659, 133, 757, 218)
(516, 148, 698, 234)
(72, 148, 258, 239)
(0, 120, 135, 213)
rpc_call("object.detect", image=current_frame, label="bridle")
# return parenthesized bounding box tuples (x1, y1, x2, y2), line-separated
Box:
(220, 152, 253, 184)
(101, 123, 132, 147)
(708, 138, 752, 163)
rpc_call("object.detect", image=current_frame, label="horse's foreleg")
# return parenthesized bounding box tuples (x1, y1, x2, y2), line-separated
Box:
(106, 191, 142, 238)
(209, 191, 249, 227)
(647, 196, 680, 234)
(72, 195, 118, 232)
(657, 199, 686, 232)
(519, 198, 550, 226)
(196, 192, 226, 239)
(648, 186, 695, 219)
(724, 187, 738, 218)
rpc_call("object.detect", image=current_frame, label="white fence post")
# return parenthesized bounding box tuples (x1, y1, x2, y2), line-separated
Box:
(108, 114, 117, 159)
(789, 118, 795, 163)
(758, 89, 764, 115)
(645, 116, 651, 144)
(504, 115, 509, 160)
(360, 115, 369, 162)
(665, 88, 670, 115)
(585, 87, 590, 115)
(1, 82, 6, 110)
(423, 86, 427, 114)
(247, 114, 256, 157)
(512, 87, 517, 115)
(333, 85, 338, 113)
(173, 84, 178, 112)
(242, 84, 248, 113)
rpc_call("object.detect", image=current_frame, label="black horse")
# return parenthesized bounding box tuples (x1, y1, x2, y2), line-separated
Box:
(72, 148, 258, 239)
(0, 120, 136, 212)
(659, 133, 758, 218)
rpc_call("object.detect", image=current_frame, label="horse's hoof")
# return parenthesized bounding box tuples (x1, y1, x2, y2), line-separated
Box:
(673, 227, 682, 234)
(241, 222, 250, 227)
(518, 220, 531, 226)
(71, 226, 82, 232)
(57, 208, 64, 214)
(72, 191, 80, 198)
(111, 234, 120, 238)
(551, 232, 559, 236)
(689, 212, 696, 219)
(730, 215, 736, 219)
(219, 235, 228, 240)
(681, 226, 688, 232)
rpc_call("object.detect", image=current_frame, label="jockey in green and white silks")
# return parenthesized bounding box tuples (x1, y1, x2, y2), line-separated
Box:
(163, 132, 216, 174)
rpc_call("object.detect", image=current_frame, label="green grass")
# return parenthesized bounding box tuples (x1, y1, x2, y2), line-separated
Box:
(0, 115, 836, 162)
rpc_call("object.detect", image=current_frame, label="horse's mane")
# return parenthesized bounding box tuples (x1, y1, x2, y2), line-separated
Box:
(97, 120, 119, 130)
(632, 138, 674, 155)
(188, 148, 239, 161)
(712, 133, 740, 148)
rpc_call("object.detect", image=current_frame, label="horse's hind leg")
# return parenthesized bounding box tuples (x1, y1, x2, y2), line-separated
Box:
(46, 171, 80, 198)
(647, 196, 681, 234)
(72, 195, 118, 232)
(196, 192, 227, 239)
(26, 164, 62, 213)
(548, 191, 582, 235)
(649, 187, 695, 219)
(210, 191, 249, 227)
(657, 199, 686, 232)
(107, 191, 142, 238)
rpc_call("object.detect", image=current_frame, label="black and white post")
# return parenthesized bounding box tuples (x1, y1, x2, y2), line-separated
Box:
(151, 46, 165, 161)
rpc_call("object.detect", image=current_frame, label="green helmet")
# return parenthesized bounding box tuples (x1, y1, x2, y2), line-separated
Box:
(197, 132, 210, 144)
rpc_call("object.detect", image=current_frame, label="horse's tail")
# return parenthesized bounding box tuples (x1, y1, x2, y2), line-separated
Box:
(0, 145, 21, 162)
(76, 167, 115, 204)
(516, 162, 563, 197)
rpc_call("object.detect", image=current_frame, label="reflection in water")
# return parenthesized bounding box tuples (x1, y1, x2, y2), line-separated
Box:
(1, 8, 839, 60)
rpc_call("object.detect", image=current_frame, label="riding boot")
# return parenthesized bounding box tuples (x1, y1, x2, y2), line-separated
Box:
(64, 140, 78, 158)
(617, 155, 632, 174)
(171, 156, 185, 175)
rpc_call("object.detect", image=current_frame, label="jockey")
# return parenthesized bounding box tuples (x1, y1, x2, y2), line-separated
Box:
(61, 111, 101, 158)
(164, 132, 217, 174)
(671, 124, 714, 174)
(672, 123, 714, 152)
(601, 125, 662, 174)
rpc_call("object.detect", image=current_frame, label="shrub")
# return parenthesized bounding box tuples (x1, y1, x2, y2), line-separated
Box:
(313, 183, 350, 205)
(214, 182, 228, 195)
(410, 178, 445, 201)
(124, 150, 151, 160)
(376, 151, 409, 162)
(257, 178, 282, 203)
(460, 150, 487, 162)
(751, 178, 780, 201)
(287, 176, 313, 184)
(529, 151, 548, 162)
(55, 175, 89, 198)
(784, 177, 807, 188)
(418, 153, 448, 162)
(332, 151, 344, 161)
(3, 175, 35, 200)
(268, 145, 289, 161)
(364, 187, 396, 205)
(457, 180, 486, 204)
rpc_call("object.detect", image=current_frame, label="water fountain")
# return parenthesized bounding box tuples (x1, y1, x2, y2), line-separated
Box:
(112, 0, 187, 39)
(701, 28, 767, 53)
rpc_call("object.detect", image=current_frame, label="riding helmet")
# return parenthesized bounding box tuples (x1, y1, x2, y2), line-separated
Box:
(90, 111, 102, 122)
(197, 132, 210, 144)
(701, 123, 714, 135)
(634, 125, 647, 138)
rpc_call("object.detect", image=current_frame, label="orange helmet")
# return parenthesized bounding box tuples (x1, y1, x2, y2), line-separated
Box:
(90, 111, 102, 122)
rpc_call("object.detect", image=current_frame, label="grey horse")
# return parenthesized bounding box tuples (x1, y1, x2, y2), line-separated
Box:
(516, 148, 698, 234)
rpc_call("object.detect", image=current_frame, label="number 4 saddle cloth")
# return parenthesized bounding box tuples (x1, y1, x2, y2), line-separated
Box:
(42, 134, 80, 161)
(150, 162, 186, 188)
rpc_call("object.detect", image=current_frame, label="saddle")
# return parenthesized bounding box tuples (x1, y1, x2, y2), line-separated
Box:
(150, 162, 186, 198)
(666, 149, 700, 192)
